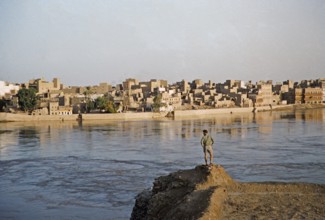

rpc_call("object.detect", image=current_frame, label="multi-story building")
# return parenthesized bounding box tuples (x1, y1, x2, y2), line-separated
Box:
(304, 87, 323, 104)
(62, 86, 80, 94)
(49, 102, 72, 115)
(140, 79, 168, 93)
(214, 96, 235, 108)
(123, 78, 139, 91)
(93, 82, 112, 94)
(318, 79, 325, 103)
(161, 92, 182, 106)
(191, 79, 204, 89)
(28, 78, 61, 94)
(274, 83, 289, 94)
(250, 83, 273, 107)
(0, 81, 19, 98)
(294, 88, 303, 104)
(178, 80, 190, 93)
(283, 80, 294, 89)
(31, 107, 49, 116)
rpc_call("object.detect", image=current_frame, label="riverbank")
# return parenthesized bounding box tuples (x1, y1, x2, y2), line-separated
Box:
(131, 165, 325, 220)
(0, 112, 78, 122)
(174, 103, 325, 118)
(1, 104, 324, 122)
(0, 112, 169, 122)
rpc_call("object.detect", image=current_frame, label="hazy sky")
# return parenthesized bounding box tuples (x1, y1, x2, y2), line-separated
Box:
(1, 0, 325, 86)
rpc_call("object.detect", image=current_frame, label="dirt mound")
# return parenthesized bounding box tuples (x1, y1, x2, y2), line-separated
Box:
(131, 164, 325, 220)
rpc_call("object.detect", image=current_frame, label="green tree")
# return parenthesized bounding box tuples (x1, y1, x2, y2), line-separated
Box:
(105, 101, 117, 113)
(17, 88, 37, 112)
(95, 96, 108, 111)
(152, 94, 166, 112)
(0, 99, 7, 112)
(86, 100, 95, 113)
(83, 88, 95, 113)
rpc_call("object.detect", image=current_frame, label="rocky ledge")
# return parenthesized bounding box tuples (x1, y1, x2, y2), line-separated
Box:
(131, 165, 325, 220)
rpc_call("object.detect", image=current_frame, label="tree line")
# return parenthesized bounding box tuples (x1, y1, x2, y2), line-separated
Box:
(2, 88, 164, 113)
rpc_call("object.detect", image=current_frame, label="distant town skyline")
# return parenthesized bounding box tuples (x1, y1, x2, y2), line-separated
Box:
(1, 0, 325, 86)
(2, 76, 325, 88)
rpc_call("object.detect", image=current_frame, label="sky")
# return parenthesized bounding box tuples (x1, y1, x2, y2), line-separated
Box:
(0, 0, 325, 86)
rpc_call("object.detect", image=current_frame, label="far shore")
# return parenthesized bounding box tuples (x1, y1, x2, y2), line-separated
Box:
(0, 104, 324, 122)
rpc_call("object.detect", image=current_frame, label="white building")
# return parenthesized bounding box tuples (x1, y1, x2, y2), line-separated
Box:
(0, 81, 19, 98)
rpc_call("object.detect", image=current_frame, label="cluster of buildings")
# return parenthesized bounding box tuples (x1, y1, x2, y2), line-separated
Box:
(0, 77, 324, 115)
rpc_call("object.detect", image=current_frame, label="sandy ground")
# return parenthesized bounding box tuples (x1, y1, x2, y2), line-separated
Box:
(222, 182, 324, 220)
(131, 165, 325, 220)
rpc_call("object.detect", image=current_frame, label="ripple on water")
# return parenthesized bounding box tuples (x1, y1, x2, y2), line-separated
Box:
(0, 109, 324, 219)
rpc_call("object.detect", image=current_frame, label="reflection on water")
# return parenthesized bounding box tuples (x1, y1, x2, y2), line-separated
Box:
(0, 108, 324, 219)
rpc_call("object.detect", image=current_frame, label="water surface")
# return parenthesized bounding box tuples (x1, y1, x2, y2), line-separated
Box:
(0, 109, 324, 219)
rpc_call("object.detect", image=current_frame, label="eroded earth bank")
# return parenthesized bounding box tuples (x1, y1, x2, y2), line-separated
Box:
(131, 165, 325, 220)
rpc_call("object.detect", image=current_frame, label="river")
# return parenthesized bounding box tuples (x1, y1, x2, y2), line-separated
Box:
(0, 109, 324, 219)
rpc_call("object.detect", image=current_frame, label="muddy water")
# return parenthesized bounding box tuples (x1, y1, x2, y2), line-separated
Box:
(0, 109, 324, 219)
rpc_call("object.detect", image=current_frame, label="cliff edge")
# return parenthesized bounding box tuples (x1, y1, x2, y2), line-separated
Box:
(131, 165, 325, 220)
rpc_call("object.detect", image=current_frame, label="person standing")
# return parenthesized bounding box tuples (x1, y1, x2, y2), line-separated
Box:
(200, 129, 214, 166)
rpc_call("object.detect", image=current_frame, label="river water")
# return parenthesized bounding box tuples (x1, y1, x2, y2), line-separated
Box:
(0, 109, 324, 219)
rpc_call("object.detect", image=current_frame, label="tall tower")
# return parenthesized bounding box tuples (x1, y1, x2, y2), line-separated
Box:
(53, 78, 61, 90)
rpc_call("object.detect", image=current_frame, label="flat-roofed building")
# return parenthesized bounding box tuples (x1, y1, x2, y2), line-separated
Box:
(49, 102, 73, 115)
(0, 81, 19, 98)
(123, 78, 139, 91)
(304, 87, 323, 104)
(319, 79, 325, 103)
(192, 79, 203, 89)
(254, 84, 273, 106)
(28, 78, 61, 94)
(295, 88, 303, 104)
